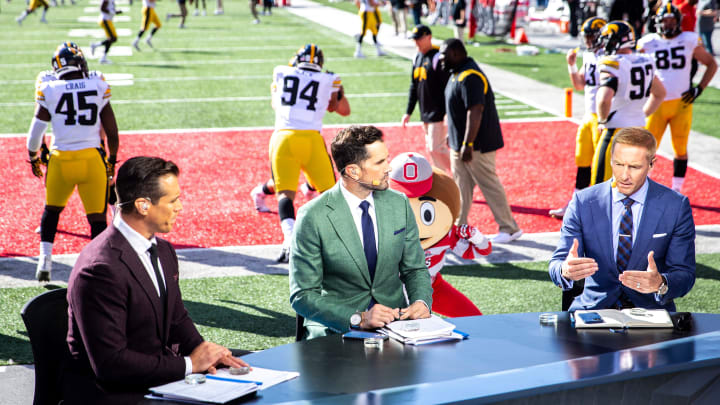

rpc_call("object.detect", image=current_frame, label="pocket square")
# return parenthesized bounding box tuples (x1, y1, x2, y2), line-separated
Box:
(653, 233, 667, 238)
(394, 228, 406, 235)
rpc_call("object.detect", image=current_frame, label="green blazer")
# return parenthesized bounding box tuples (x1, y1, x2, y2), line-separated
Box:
(289, 183, 433, 339)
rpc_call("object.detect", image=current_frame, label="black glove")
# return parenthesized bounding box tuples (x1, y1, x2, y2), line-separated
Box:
(681, 86, 703, 104)
(29, 158, 43, 178)
(40, 143, 50, 165)
(337, 86, 344, 101)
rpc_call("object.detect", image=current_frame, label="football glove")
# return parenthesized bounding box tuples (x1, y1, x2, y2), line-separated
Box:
(40, 143, 50, 165)
(29, 158, 43, 178)
(681, 86, 703, 104)
(337, 85, 344, 101)
(106, 155, 117, 181)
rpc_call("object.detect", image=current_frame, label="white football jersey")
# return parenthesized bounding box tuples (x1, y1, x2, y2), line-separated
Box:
(637, 32, 699, 101)
(271, 65, 341, 132)
(142, 0, 156, 8)
(359, 0, 376, 12)
(582, 50, 602, 115)
(598, 53, 656, 128)
(36, 76, 111, 151)
(100, 0, 116, 20)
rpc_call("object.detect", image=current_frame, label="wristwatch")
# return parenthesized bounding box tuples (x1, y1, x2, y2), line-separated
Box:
(350, 312, 363, 328)
(657, 276, 669, 295)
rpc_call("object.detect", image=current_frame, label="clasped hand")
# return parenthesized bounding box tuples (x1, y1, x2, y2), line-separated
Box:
(360, 301, 430, 329)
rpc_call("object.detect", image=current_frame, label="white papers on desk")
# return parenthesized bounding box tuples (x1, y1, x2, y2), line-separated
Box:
(147, 379, 258, 404)
(574, 309, 674, 328)
(379, 315, 462, 345)
(212, 367, 300, 390)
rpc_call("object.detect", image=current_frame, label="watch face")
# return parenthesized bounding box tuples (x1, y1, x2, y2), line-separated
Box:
(351, 313, 362, 326)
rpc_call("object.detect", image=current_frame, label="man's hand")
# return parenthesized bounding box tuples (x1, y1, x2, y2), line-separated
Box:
(401, 114, 410, 128)
(29, 158, 43, 178)
(399, 300, 430, 320)
(190, 341, 250, 374)
(681, 86, 703, 104)
(618, 251, 664, 294)
(460, 144, 473, 162)
(566, 48, 578, 66)
(561, 238, 598, 281)
(361, 304, 400, 329)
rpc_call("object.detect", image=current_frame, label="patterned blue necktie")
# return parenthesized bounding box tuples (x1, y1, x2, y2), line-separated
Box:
(616, 197, 634, 272)
(359, 201, 377, 282)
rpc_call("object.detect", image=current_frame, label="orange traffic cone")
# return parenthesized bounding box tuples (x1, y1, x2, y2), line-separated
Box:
(514, 28, 529, 45)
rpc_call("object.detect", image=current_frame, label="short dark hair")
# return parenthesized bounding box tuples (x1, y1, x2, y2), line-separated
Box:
(611, 127, 657, 163)
(441, 38, 466, 57)
(115, 156, 180, 214)
(331, 125, 384, 174)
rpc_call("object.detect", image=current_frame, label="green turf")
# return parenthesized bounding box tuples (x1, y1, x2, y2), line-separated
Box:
(2, 253, 719, 366)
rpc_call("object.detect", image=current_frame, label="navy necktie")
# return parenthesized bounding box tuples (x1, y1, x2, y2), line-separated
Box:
(148, 244, 167, 301)
(359, 201, 377, 282)
(616, 197, 634, 272)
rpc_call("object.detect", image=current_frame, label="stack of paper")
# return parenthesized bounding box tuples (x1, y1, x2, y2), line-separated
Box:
(379, 315, 465, 345)
(146, 367, 300, 404)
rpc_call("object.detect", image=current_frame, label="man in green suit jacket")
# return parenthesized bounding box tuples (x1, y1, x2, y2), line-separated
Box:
(290, 125, 433, 339)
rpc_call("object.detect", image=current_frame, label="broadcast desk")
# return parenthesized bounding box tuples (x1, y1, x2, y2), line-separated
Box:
(143, 312, 720, 404)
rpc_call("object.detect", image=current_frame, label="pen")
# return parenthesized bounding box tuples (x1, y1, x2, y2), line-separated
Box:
(206, 375, 263, 385)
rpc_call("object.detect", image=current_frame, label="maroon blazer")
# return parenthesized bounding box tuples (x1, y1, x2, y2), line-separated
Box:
(66, 225, 203, 399)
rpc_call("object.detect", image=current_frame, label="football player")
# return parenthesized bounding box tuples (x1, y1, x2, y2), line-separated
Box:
(252, 44, 351, 262)
(166, 0, 189, 29)
(16, 0, 50, 25)
(638, 4, 717, 193)
(590, 21, 666, 186)
(354, 0, 386, 58)
(132, 0, 162, 51)
(90, 0, 121, 64)
(28, 43, 119, 282)
(550, 17, 606, 218)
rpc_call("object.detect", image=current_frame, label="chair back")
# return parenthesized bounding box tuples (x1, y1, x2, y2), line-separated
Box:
(561, 279, 585, 311)
(20, 288, 70, 405)
(295, 314, 305, 342)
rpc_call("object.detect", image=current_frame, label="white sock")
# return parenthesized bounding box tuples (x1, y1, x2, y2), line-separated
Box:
(40, 241, 53, 256)
(18, 11, 28, 20)
(280, 218, 295, 241)
(671, 176, 685, 192)
(41, 9, 47, 19)
(355, 43, 362, 53)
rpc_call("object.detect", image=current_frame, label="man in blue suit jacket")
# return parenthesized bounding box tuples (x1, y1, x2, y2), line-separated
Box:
(549, 127, 695, 311)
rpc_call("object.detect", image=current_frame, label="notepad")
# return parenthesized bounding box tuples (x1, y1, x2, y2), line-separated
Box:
(574, 309, 674, 329)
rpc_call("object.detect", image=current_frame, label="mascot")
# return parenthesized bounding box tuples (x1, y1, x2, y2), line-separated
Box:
(390, 152, 491, 317)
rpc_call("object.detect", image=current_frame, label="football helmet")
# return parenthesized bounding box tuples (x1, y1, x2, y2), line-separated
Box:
(580, 17, 607, 51)
(291, 44, 324, 72)
(654, 3, 682, 38)
(51, 42, 88, 78)
(599, 21, 636, 55)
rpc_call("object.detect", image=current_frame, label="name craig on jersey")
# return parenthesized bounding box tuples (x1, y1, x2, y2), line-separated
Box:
(65, 81, 86, 90)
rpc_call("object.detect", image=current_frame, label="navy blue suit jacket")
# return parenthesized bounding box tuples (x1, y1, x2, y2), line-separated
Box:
(549, 179, 695, 311)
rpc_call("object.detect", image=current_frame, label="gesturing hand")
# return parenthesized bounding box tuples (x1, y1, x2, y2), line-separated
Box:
(561, 238, 598, 281)
(618, 251, 663, 293)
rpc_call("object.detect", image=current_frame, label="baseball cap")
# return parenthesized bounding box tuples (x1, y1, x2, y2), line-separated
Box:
(389, 152, 434, 198)
(410, 25, 432, 40)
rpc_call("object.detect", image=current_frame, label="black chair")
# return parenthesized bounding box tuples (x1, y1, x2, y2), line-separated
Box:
(20, 288, 70, 405)
(295, 314, 305, 342)
(561, 279, 585, 311)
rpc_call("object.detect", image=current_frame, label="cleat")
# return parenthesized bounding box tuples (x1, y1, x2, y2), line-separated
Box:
(214, 8, 224, 15)
(166, 13, 172, 21)
(36, 255, 52, 282)
(491, 230, 523, 244)
(16, 16, 23, 26)
(354, 50, 365, 59)
(251, 184, 271, 213)
(178, 23, 185, 28)
(99, 55, 111, 64)
(376, 47, 386, 56)
(300, 183, 318, 200)
(549, 205, 568, 218)
(40, 17, 48, 23)
(202, 10, 207, 16)
(145, 37, 154, 48)
(193, 9, 200, 16)
(276, 245, 290, 263)
(90, 42, 99, 56)
(252, 19, 260, 24)
(132, 38, 141, 51)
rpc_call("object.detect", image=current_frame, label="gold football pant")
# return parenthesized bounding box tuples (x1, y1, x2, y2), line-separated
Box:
(45, 148, 108, 214)
(575, 113, 599, 167)
(359, 10, 381, 36)
(269, 129, 336, 193)
(646, 98, 692, 157)
(141, 7, 162, 31)
(590, 128, 620, 186)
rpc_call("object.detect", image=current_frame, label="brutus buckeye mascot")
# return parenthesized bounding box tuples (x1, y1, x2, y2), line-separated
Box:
(390, 152, 491, 317)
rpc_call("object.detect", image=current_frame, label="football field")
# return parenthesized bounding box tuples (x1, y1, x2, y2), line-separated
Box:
(1, 0, 720, 367)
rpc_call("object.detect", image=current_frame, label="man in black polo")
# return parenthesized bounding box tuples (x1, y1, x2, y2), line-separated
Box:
(439, 38, 522, 244)
(401, 25, 452, 174)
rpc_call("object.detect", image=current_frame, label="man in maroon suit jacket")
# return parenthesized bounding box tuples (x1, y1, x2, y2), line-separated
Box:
(65, 156, 248, 404)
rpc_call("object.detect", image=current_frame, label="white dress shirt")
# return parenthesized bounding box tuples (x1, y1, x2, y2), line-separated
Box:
(339, 182, 379, 252)
(113, 215, 193, 376)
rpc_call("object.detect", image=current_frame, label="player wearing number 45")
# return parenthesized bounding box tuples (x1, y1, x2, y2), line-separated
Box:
(251, 44, 351, 263)
(549, 127, 695, 312)
(638, 4, 717, 193)
(27, 43, 119, 282)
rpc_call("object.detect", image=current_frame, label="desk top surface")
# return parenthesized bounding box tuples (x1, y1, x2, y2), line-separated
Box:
(144, 312, 720, 404)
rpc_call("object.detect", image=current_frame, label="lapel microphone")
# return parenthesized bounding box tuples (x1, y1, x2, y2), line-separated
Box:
(342, 169, 381, 188)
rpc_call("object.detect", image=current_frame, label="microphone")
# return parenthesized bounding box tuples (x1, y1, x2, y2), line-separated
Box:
(343, 173, 381, 188)
(611, 180, 617, 188)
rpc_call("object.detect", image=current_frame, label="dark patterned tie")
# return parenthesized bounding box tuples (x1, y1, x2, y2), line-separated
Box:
(616, 197, 634, 272)
(359, 201, 377, 281)
(148, 244, 167, 301)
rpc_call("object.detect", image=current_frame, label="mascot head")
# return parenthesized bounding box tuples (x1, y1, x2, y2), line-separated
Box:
(389, 153, 460, 250)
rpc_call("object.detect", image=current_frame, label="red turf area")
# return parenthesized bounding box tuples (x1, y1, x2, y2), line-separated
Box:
(1, 120, 719, 257)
